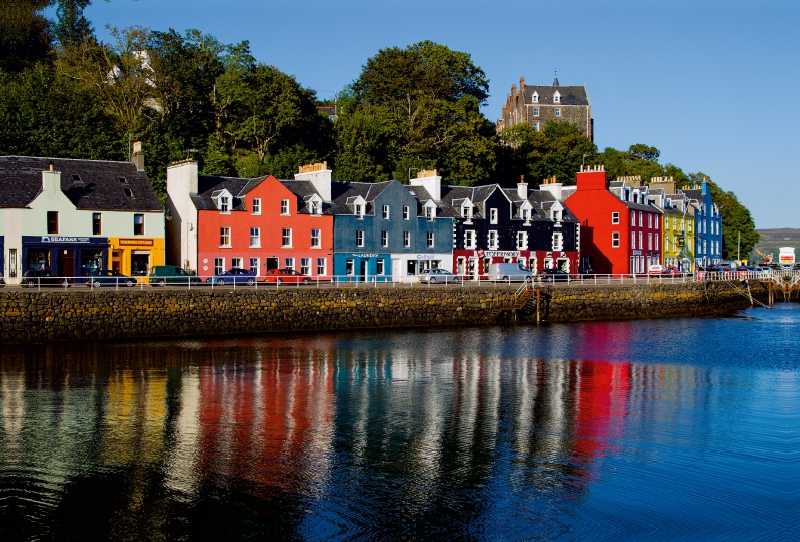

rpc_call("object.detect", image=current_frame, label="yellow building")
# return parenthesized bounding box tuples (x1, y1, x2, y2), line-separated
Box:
(649, 177, 695, 272)
(108, 237, 165, 277)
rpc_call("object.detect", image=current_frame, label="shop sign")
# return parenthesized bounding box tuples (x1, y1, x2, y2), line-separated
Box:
(416, 254, 437, 260)
(481, 250, 520, 258)
(41, 236, 90, 243)
(342, 253, 381, 258)
(119, 238, 154, 247)
(633, 250, 642, 256)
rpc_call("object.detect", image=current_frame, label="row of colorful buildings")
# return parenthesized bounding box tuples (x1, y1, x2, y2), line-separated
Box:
(0, 147, 723, 283)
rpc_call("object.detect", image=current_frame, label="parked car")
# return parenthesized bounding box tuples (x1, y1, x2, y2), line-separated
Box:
(264, 268, 312, 284)
(576, 266, 593, 276)
(489, 263, 535, 282)
(537, 268, 571, 283)
(21, 269, 70, 287)
(205, 268, 257, 286)
(648, 264, 666, 275)
(419, 268, 462, 284)
(87, 269, 137, 287)
(148, 265, 202, 287)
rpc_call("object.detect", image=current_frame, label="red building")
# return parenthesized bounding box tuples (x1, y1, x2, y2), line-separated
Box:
(193, 174, 334, 279)
(565, 166, 662, 275)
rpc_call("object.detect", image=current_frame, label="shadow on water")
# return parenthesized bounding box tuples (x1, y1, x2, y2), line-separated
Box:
(1, 305, 799, 540)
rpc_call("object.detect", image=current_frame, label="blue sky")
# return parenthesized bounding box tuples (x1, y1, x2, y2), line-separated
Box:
(82, 0, 800, 228)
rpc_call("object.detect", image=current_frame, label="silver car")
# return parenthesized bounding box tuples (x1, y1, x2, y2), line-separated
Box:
(419, 268, 462, 284)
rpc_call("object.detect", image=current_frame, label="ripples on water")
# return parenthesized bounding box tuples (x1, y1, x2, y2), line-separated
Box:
(1, 305, 799, 540)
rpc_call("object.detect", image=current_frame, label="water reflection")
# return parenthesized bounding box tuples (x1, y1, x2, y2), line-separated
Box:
(1, 307, 798, 539)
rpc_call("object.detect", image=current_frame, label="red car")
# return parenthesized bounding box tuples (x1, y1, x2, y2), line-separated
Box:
(264, 268, 313, 284)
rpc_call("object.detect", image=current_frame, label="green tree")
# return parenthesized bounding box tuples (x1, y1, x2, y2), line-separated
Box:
(52, 0, 93, 45)
(200, 134, 234, 176)
(0, 0, 52, 73)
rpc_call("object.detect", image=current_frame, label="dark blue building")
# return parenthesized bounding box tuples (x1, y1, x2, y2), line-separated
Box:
(682, 181, 722, 266)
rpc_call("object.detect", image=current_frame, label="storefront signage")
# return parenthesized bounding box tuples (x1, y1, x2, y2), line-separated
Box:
(480, 250, 520, 258)
(41, 236, 91, 243)
(633, 250, 642, 256)
(342, 253, 382, 258)
(118, 238, 154, 247)
(416, 254, 437, 260)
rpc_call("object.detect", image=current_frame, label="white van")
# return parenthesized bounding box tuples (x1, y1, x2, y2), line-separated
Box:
(490, 263, 535, 282)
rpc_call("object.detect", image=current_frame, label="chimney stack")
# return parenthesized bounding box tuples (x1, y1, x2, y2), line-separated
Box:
(517, 174, 527, 200)
(409, 169, 442, 202)
(295, 161, 332, 202)
(131, 141, 145, 171)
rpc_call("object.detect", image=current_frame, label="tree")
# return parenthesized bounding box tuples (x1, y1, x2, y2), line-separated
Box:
(598, 144, 665, 183)
(0, 0, 52, 73)
(52, 0, 93, 46)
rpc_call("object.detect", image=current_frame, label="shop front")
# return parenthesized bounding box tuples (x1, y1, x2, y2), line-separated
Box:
(22, 236, 108, 281)
(397, 253, 453, 279)
(108, 237, 165, 278)
(333, 253, 391, 283)
(453, 250, 577, 280)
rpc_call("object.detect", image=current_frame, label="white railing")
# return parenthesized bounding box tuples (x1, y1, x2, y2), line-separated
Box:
(1, 270, 792, 292)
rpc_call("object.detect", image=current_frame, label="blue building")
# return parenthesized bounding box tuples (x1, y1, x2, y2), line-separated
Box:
(681, 180, 722, 267)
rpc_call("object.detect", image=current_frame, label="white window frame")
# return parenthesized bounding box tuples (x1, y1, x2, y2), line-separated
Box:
(555, 107, 561, 117)
(638, 211, 643, 227)
(280, 199, 290, 215)
(282, 227, 292, 248)
(285, 258, 294, 271)
(381, 230, 388, 247)
(301, 257, 311, 275)
(382, 205, 389, 220)
(220, 227, 231, 247)
(404, 231, 410, 247)
(631, 231, 636, 249)
(220, 196, 230, 213)
(533, 107, 539, 116)
(612, 211, 619, 224)
(648, 213, 653, 228)
(317, 257, 327, 276)
(214, 258, 224, 275)
(356, 230, 364, 247)
(533, 121, 540, 131)
(648, 233, 652, 250)
(490, 208, 498, 224)
(465, 230, 476, 249)
(612, 232, 620, 248)
(403, 206, 410, 220)
(552, 232, 563, 251)
(356, 204, 365, 219)
(311, 228, 321, 248)
(427, 231, 434, 248)
(488, 230, 498, 249)
(249, 226, 260, 248)
(639, 231, 643, 250)
(231, 257, 243, 269)
(252, 198, 261, 215)
(249, 257, 259, 275)
(376, 259, 385, 275)
(517, 231, 527, 250)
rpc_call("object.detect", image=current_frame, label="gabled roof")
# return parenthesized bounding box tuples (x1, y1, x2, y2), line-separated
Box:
(192, 175, 259, 211)
(0, 156, 162, 211)
(279, 180, 329, 214)
(328, 180, 393, 215)
(525, 85, 589, 106)
(438, 184, 498, 218)
(607, 185, 660, 212)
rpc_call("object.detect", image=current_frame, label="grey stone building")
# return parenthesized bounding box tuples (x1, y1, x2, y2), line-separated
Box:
(497, 76, 593, 141)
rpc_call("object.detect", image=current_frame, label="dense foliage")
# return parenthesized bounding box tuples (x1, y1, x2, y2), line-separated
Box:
(0, 2, 759, 252)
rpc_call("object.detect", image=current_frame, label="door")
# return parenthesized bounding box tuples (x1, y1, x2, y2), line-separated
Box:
(58, 249, 75, 278)
(391, 259, 401, 282)
(360, 260, 368, 282)
(266, 258, 279, 271)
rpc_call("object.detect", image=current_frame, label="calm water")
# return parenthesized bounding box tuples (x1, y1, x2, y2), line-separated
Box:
(1, 305, 799, 541)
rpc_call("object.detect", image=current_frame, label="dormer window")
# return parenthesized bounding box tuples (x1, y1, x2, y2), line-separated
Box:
(553, 91, 561, 103)
(463, 206, 472, 220)
(356, 204, 364, 218)
(531, 91, 538, 103)
(220, 196, 229, 213)
(522, 208, 530, 222)
(425, 206, 434, 220)
(310, 200, 320, 215)
(551, 209, 562, 221)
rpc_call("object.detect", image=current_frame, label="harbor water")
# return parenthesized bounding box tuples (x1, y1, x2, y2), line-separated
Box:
(1, 305, 798, 540)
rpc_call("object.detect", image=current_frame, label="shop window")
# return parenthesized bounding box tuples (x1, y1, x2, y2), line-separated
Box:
(381, 231, 388, 247)
(317, 258, 326, 276)
(612, 232, 620, 248)
(285, 258, 294, 271)
(346, 259, 354, 276)
(133, 214, 144, 235)
(427, 231, 434, 248)
(47, 211, 58, 234)
(81, 250, 104, 276)
(356, 230, 364, 247)
(311, 229, 321, 248)
(404, 231, 410, 247)
(301, 258, 310, 275)
(407, 260, 417, 275)
(250, 258, 259, 275)
(376, 259, 385, 275)
(282, 228, 292, 247)
(214, 258, 224, 275)
(250, 227, 260, 247)
(252, 198, 261, 215)
(220, 227, 231, 247)
(92, 213, 102, 235)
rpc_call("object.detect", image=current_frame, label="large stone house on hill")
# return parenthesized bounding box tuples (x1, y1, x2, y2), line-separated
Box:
(497, 76, 593, 141)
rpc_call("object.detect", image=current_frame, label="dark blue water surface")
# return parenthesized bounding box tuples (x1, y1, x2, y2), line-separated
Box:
(1, 305, 799, 541)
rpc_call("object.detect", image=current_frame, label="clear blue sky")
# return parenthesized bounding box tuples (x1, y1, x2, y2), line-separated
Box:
(83, 0, 800, 229)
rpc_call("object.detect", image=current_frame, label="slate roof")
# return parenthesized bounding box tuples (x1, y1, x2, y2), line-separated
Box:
(191, 175, 259, 211)
(608, 185, 661, 213)
(279, 180, 328, 214)
(0, 156, 162, 211)
(524, 85, 589, 106)
(328, 180, 393, 215)
(438, 184, 498, 218)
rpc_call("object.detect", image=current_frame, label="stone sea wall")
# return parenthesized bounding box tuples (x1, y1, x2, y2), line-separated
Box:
(0, 281, 767, 343)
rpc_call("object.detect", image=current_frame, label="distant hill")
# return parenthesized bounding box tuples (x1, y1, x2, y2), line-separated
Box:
(751, 228, 800, 262)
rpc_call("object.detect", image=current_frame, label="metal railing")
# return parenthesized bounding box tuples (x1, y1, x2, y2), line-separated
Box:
(2, 270, 793, 292)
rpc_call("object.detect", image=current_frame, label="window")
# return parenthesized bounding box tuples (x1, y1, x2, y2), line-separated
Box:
(533, 107, 539, 116)
(555, 107, 561, 117)
(533, 121, 540, 131)
(356, 230, 364, 247)
(654, 215, 659, 230)
(381, 231, 388, 247)
(376, 259, 385, 275)
(47, 211, 58, 234)
(551, 209, 562, 221)
(382, 205, 389, 219)
(282, 228, 292, 247)
(252, 198, 261, 215)
(631, 232, 636, 249)
(231, 257, 243, 269)
(648, 213, 653, 228)
(648, 233, 652, 250)
(281, 199, 290, 215)
(611, 211, 619, 224)
(122, 187, 133, 198)
(612, 232, 620, 247)
(301, 258, 310, 275)
(220, 197, 230, 213)
(631, 210, 635, 223)
(346, 259, 354, 276)
(427, 231, 434, 248)
(317, 258, 327, 276)
(490, 208, 498, 224)
(92, 213, 102, 235)
(220, 227, 231, 247)
(249, 258, 259, 275)
(134, 214, 144, 236)
(552, 232, 563, 251)
(655, 233, 659, 251)
(404, 231, 410, 247)
(311, 229, 321, 248)
(664, 234, 669, 252)
(638, 211, 643, 227)
(356, 204, 365, 218)
(214, 258, 224, 275)
(488, 230, 498, 249)
(249, 227, 260, 247)
(532, 92, 539, 103)
(310, 200, 321, 215)
(425, 206, 434, 220)
(517, 231, 527, 250)
(403, 206, 410, 220)
(522, 208, 530, 222)
(465, 230, 476, 249)
(639, 231, 643, 250)
(285, 258, 294, 271)
(553, 91, 561, 103)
